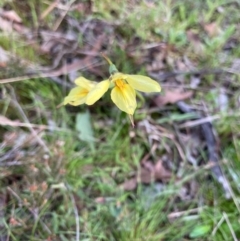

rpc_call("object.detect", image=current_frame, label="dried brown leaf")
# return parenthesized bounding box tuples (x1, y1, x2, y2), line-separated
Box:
(187, 30, 200, 43)
(139, 168, 154, 183)
(0, 16, 25, 33)
(0, 10, 22, 23)
(122, 167, 154, 191)
(142, 160, 154, 172)
(204, 22, 221, 37)
(0, 47, 9, 67)
(122, 160, 172, 191)
(154, 89, 193, 107)
(187, 30, 204, 54)
(0, 115, 21, 126)
(0, 17, 13, 32)
(95, 197, 106, 204)
(154, 160, 172, 181)
(122, 178, 137, 191)
(72, 2, 92, 14)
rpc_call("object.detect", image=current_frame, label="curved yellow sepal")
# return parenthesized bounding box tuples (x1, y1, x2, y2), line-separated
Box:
(111, 83, 137, 115)
(64, 86, 88, 105)
(75, 77, 96, 90)
(86, 80, 110, 105)
(126, 75, 161, 93)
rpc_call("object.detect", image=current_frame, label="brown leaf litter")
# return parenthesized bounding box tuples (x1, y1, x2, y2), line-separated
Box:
(187, 29, 205, 55)
(0, 9, 22, 23)
(203, 22, 222, 38)
(154, 89, 193, 107)
(122, 159, 173, 191)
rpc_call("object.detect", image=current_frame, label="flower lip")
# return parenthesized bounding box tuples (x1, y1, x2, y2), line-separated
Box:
(110, 73, 161, 93)
(111, 82, 137, 115)
(115, 79, 126, 89)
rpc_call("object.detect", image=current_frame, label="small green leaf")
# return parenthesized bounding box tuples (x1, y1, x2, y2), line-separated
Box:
(189, 225, 211, 238)
(109, 64, 118, 74)
(157, 113, 198, 124)
(76, 111, 95, 150)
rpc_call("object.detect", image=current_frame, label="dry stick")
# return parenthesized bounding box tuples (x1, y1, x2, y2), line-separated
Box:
(0, 59, 103, 84)
(149, 67, 236, 82)
(0, 115, 70, 132)
(0, 73, 63, 84)
(9, 86, 50, 153)
(168, 206, 206, 220)
(178, 112, 240, 129)
(53, 0, 76, 31)
(178, 115, 220, 128)
(6, 188, 22, 207)
(40, 0, 60, 20)
(176, 101, 232, 199)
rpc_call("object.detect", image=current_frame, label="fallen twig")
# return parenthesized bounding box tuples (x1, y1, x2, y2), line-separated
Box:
(176, 101, 231, 198)
(149, 67, 236, 82)
(168, 206, 206, 221)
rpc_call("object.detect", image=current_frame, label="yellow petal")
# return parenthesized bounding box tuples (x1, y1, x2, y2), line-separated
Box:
(74, 77, 96, 90)
(85, 80, 110, 105)
(111, 72, 125, 82)
(111, 83, 137, 115)
(67, 98, 87, 106)
(64, 86, 88, 105)
(126, 75, 161, 93)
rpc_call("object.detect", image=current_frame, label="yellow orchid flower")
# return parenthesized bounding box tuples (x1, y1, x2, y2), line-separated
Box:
(100, 54, 161, 116)
(64, 77, 109, 106)
(109, 72, 161, 115)
(64, 54, 161, 126)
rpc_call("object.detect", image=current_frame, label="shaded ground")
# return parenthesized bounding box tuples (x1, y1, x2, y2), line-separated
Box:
(0, 0, 240, 240)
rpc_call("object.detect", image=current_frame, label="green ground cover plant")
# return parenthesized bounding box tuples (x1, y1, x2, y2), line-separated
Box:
(0, 0, 240, 240)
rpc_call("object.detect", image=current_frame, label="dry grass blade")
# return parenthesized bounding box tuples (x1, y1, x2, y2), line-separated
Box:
(0, 59, 102, 84)
(168, 206, 206, 222)
(0, 192, 7, 241)
(53, 0, 77, 31)
(9, 87, 50, 153)
(0, 115, 66, 131)
(178, 115, 220, 128)
(40, 0, 60, 20)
